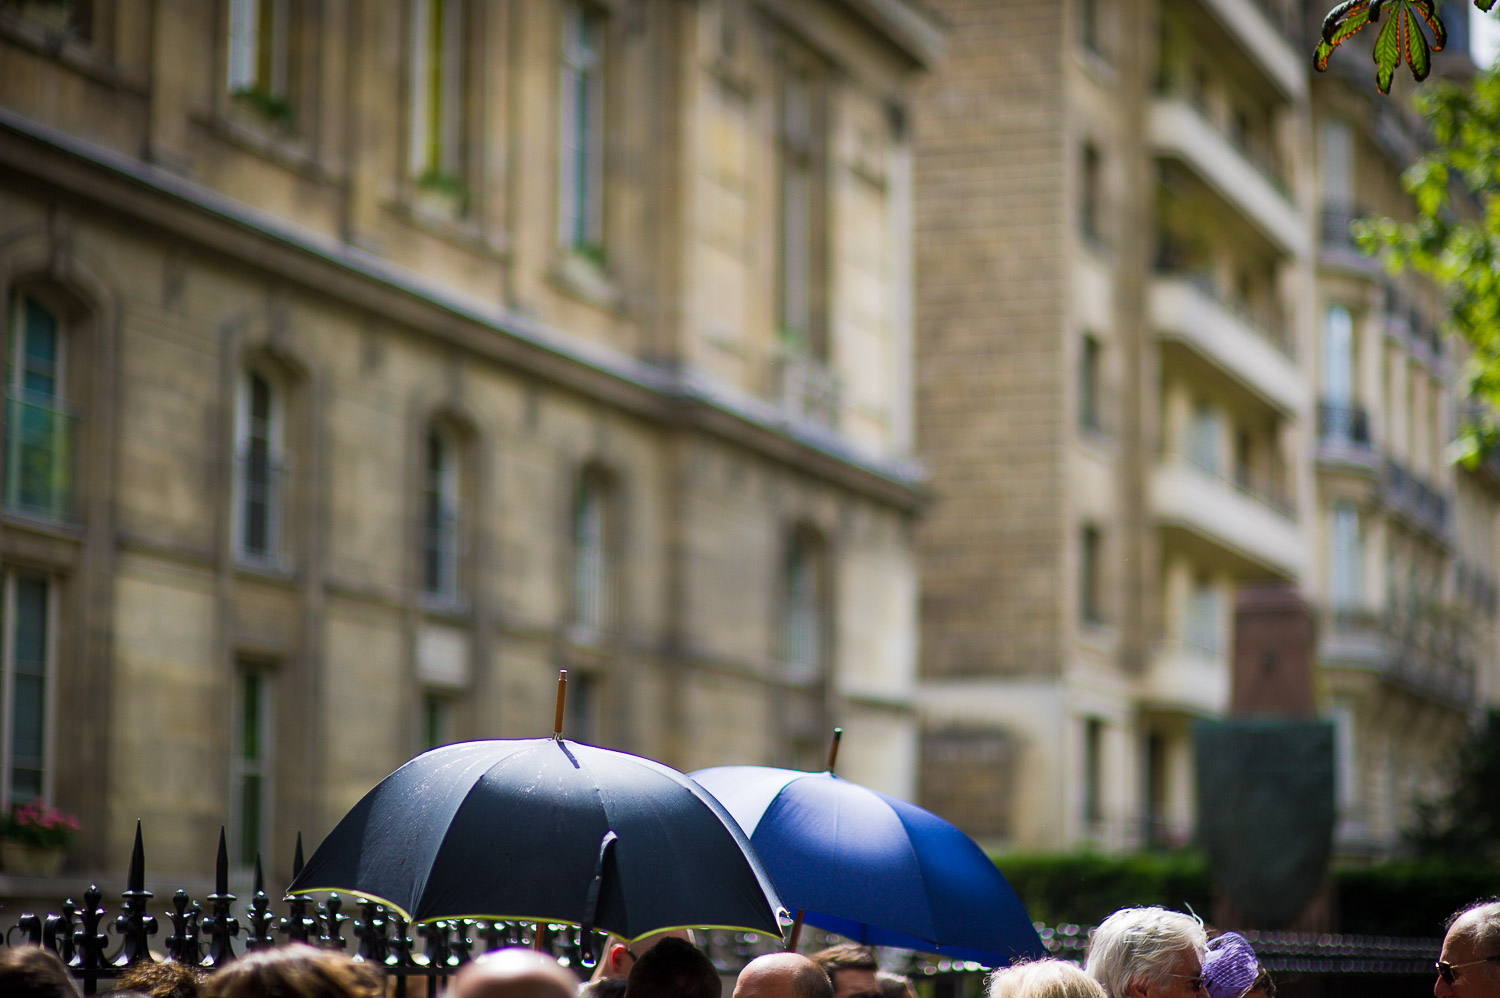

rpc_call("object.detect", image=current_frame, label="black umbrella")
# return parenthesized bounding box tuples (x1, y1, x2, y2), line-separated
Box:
(288, 732, 786, 953)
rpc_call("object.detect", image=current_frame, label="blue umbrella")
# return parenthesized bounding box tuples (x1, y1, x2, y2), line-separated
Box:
(691, 763, 1045, 967)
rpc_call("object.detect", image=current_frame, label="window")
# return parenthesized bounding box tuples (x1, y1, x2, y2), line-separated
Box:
(1079, 0, 1105, 58)
(1080, 526, 1104, 626)
(1143, 731, 1168, 847)
(564, 670, 598, 745)
(409, 0, 466, 189)
(1079, 333, 1103, 434)
(1322, 305, 1354, 403)
(1082, 717, 1104, 828)
(230, 664, 272, 871)
(1185, 574, 1220, 655)
(1318, 119, 1353, 208)
(778, 54, 827, 359)
(558, 2, 605, 259)
(5, 293, 75, 521)
(227, 0, 288, 102)
(234, 368, 284, 565)
(421, 691, 454, 751)
(1186, 402, 1221, 476)
(782, 527, 826, 685)
(1330, 502, 1363, 609)
(422, 427, 461, 599)
(572, 470, 614, 634)
(1, 571, 52, 806)
(1080, 143, 1103, 246)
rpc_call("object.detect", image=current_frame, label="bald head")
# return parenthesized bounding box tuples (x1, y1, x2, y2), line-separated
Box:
(452, 948, 580, 998)
(733, 954, 833, 998)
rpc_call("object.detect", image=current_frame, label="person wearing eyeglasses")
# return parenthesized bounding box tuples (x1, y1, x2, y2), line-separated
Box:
(1436, 899, 1500, 997)
(1084, 906, 1209, 998)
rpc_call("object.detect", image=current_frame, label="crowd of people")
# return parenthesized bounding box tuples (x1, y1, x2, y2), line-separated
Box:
(0, 897, 1495, 998)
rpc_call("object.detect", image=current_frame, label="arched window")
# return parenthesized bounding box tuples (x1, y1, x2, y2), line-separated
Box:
(781, 526, 827, 685)
(234, 365, 285, 565)
(4, 292, 76, 521)
(572, 467, 616, 635)
(422, 424, 462, 599)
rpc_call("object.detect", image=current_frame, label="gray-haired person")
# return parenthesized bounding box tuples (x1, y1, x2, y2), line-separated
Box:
(1436, 899, 1500, 998)
(1084, 906, 1208, 998)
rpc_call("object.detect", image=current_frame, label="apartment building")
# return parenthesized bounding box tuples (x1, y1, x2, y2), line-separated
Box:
(1309, 28, 1498, 856)
(0, 0, 937, 888)
(913, 0, 1495, 857)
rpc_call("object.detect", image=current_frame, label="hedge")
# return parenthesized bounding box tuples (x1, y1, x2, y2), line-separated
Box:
(994, 852, 1500, 934)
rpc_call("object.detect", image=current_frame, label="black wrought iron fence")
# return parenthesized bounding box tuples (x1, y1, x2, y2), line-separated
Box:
(0, 825, 1446, 994)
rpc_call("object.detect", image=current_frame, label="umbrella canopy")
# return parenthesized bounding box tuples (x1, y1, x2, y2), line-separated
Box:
(691, 765, 1045, 966)
(290, 739, 786, 946)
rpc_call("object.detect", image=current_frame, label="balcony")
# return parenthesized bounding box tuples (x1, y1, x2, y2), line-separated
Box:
(1318, 204, 1384, 279)
(1380, 457, 1450, 540)
(1150, 98, 1308, 259)
(1192, 0, 1307, 98)
(2, 389, 77, 524)
(1320, 604, 1477, 710)
(1151, 274, 1301, 414)
(1316, 400, 1380, 472)
(1152, 454, 1303, 577)
(1142, 637, 1230, 715)
(772, 352, 841, 430)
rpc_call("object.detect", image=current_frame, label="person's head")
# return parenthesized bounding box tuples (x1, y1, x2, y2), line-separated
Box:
(624, 936, 720, 998)
(875, 973, 915, 998)
(988, 960, 1108, 998)
(582, 978, 632, 998)
(116, 960, 209, 998)
(1437, 899, 1500, 998)
(1084, 907, 1208, 998)
(0, 945, 77, 998)
(202, 944, 383, 998)
(591, 931, 698, 983)
(733, 953, 833, 998)
(1242, 968, 1275, 998)
(451, 948, 581, 998)
(810, 945, 879, 998)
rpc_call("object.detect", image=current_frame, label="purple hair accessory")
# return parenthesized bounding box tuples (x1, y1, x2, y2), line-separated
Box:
(1203, 932, 1259, 998)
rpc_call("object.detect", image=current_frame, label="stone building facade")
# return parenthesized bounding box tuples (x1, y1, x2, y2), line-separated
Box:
(912, 0, 1499, 857)
(0, 0, 938, 890)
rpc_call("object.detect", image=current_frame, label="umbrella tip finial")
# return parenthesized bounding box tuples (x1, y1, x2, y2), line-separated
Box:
(826, 728, 843, 773)
(553, 669, 568, 740)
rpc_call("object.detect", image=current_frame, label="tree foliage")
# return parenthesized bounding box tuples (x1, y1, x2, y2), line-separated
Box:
(1354, 64, 1500, 463)
(1403, 708, 1500, 862)
(1316, 0, 1495, 94)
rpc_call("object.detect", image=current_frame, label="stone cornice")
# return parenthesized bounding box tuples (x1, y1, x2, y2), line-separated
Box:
(0, 109, 928, 513)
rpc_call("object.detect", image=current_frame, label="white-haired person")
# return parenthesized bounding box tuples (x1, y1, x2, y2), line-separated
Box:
(1436, 898, 1500, 998)
(1083, 906, 1208, 998)
(988, 959, 1107, 998)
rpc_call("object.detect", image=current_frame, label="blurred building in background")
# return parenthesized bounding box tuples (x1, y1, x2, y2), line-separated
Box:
(0, 0, 937, 888)
(912, 0, 1498, 859)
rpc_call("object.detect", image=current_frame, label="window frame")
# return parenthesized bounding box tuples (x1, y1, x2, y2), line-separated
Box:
(227, 0, 289, 99)
(776, 48, 829, 360)
(572, 468, 616, 636)
(233, 365, 286, 568)
(557, 1, 607, 259)
(228, 663, 274, 873)
(781, 526, 828, 686)
(4, 291, 75, 521)
(1080, 525, 1105, 627)
(408, 0, 467, 187)
(422, 425, 463, 601)
(0, 570, 57, 808)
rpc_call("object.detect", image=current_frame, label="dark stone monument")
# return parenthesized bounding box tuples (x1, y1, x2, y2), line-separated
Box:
(1194, 584, 1335, 931)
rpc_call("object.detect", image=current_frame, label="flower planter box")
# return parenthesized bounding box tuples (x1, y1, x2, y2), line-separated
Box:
(1, 841, 65, 877)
